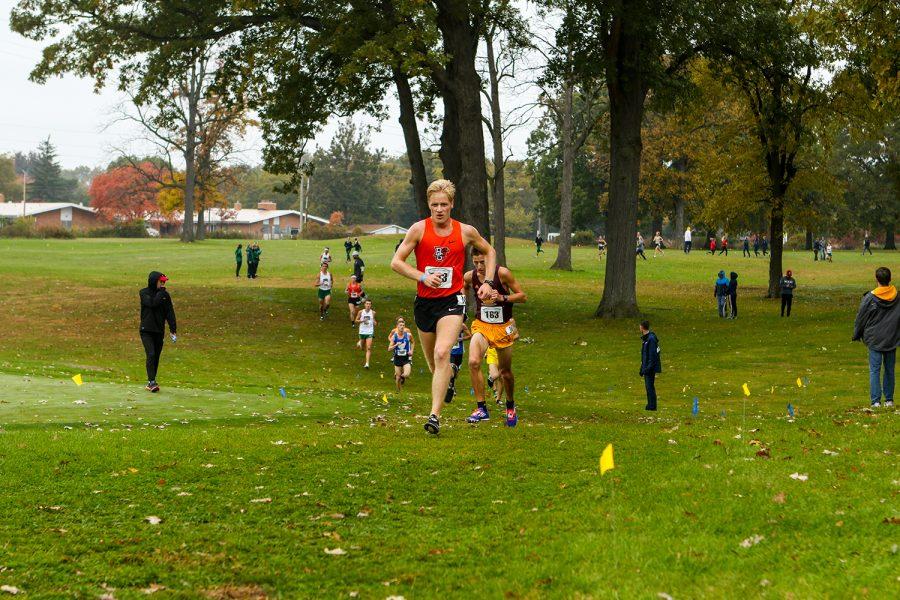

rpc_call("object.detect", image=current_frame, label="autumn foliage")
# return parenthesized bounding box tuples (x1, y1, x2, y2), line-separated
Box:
(89, 163, 163, 221)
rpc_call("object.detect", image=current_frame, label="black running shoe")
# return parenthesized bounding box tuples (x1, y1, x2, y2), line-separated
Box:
(424, 414, 440, 434)
(444, 383, 455, 404)
(149, 381, 160, 393)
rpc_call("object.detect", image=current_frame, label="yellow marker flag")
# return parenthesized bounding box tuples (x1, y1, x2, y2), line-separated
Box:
(742, 383, 750, 396)
(382, 394, 388, 404)
(72, 374, 83, 386)
(599, 443, 614, 476)
(380, 373, 384, 379)
(796, 377, 803, 388)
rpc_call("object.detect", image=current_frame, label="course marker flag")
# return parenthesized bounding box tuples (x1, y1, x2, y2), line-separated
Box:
(692, 397, 699, 416)
(742, 383, 750, 396)
(279, 387, 286, 398)
(382, 394, 388, 404)
(72, 374, 83, 386)
(787, 403, 794, 417)
(796, 377, 803, 388)
(599, 443, 615, 476)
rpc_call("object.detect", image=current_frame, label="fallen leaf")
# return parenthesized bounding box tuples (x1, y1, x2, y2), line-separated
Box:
(739, 534, 764, 548)
(0, 586, 22, 595)
(324, 547, 346, 555)
(141, 583, 166, 594)
(789, 472, 809, 481)
(144, 516, 162, 525)
(822, 449, 838, 456)
(756, 448, 771, 458)
(883, 517, 900, 525)
(772, 492, 786, 504)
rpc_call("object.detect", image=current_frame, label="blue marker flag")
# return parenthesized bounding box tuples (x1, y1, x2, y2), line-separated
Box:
(524, 386, 530, 393)
(787, 403, 794, 417)
(279, 387, 287, 398)
(692, 397, 699, 416)
(470, 388, 475, 396)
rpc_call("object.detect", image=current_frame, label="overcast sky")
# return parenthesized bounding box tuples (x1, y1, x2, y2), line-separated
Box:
(1, 0, 538, 171)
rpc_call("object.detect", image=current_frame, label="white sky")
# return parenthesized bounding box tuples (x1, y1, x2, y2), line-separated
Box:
(0, 0, 539, 170)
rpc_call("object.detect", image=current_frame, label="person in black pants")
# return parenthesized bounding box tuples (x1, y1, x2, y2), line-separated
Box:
(352, 250, 365, 282)
(862, 232, 872, 255)
(728, 271, 738, 319)
(235, 243, 243, 277)
(639, 320, 662, 411)
(742, 236, 751, 257)
(139, 271, 177, 392)
(779, 269, 796, 317)
(762, 235, 769, 256)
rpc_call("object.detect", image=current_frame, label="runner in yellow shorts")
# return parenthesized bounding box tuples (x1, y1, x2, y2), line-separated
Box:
(485, 347, 504, 405)
(464, 247, 527, 427)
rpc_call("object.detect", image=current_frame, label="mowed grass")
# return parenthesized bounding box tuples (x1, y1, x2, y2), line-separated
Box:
(0, 237, 896, 598)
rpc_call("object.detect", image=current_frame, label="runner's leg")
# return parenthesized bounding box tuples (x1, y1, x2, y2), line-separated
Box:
(365, 337, 372, 366)
(429, 315, 464, 418)
(468, 333, 490, 404)
(497, 345, 514, 406)
(417, 330, 436, 373)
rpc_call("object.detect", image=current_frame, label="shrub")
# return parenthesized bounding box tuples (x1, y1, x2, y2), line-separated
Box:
(300, 221, 349, 240)
(0, 217, 38, 238)
(37, 226, 76, 239)
(573, 230, 596, 246)
(86, 220, 149, 238)
(205, 229, 246, 239)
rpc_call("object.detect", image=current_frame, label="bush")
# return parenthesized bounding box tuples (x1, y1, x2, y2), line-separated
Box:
(300, 221, 349, 240)
(86, 220, 149, 238)
(572, 230, 596, 246)
(0, 217, 38, 238)
(205, 229, 246, 239)
(37, 226, 76, 239)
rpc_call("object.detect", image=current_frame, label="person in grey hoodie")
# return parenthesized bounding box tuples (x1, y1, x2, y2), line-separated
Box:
(852, 267, 899, 408)
(714, 270, 730, 318)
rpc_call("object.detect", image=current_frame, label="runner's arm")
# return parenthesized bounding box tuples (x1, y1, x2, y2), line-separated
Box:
(391, 222, 440, 286)
(460, 322, 472, 340)
(498, 267, 527, 304)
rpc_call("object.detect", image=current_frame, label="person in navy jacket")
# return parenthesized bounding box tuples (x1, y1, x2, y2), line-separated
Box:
(639, 320, 662, 411)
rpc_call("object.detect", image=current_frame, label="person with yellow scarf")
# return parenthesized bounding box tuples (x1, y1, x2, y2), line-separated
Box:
(853, 267, 899, 408)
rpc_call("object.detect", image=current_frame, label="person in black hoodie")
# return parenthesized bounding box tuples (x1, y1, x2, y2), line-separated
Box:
(639, 320, 662, 411)
(852, 267, 899, 408)
(728, 271, 738, 319)
(140, 271, 177, 392)
(779, 270, 796, 317)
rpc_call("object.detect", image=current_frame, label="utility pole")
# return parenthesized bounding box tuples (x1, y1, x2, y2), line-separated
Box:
(22, 170, 26, 217)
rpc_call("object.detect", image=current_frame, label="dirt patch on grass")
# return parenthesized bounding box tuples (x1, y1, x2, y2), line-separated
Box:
(202, 585, 268, 599)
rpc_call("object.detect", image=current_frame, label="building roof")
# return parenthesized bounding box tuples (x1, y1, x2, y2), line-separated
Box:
(149, 208, 329, 225)
(0, 202, 96, 218)
(356, 223, 410, 234)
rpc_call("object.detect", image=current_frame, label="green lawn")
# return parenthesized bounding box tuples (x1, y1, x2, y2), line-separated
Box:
(0, 238, 896, 598)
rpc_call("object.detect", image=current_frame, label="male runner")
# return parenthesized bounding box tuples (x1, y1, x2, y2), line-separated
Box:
(355, 299, 377, 368)
(313, 263, 333, 320)
(464, 247, 527, 427)
(346, 275, 364, 327)
(391, 179, 496, 435)
(388, 317, 415, 391)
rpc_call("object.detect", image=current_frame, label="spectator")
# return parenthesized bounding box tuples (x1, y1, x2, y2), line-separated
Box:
(352, 250, 366, 283)
(753, 234, 760, 257)
(813, 237, 820, 261)
(728, 271, 738, 319)
(825, 241, 833, 262)
(862, 231, 872, 255)
(762, 235, 769, 256)
(684, 226, 692, 253)
(139, 271, 177, 393)
(852, 267, 898, 408)
(639, 320, 662, 411)
(636, 232, 647, 260)
(245, 243, 254, 279)
(235, 243, 243, 277)
(535, 233, 544, 254)
(353, 237, 362, 254)
(779, 269, 796, 316)
(714, 270, 730, 318)
(708, 237, 716, 255)
(344, 237, 353, 261)
(248, 242, 262, 278)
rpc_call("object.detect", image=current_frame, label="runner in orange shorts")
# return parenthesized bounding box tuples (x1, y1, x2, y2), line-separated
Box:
(464, 247, 527, 427)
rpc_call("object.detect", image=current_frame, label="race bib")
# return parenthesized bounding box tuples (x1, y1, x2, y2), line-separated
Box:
(425, 266, 453, 289)
(350, 292, 358, 298)
(480, 305, 504, 324)
(395, 347, 407, 356)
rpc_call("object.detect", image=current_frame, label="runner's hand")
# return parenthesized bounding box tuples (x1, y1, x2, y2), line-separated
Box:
(422, 272, 443, 288)
(477, 282, 493, 300)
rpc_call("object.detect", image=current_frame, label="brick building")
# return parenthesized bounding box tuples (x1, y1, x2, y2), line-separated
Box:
(0, 201, 101, 231)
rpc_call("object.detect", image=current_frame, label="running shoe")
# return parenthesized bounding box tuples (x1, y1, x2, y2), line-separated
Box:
(872, 401, 881, 408)
(505, 407, 518, 427)
(444, 383, 455, 404)
(466, 407, 490, 423)
(149, 381, 160, 393)
(424, 414, 440, 434)
(886, 400, 894, 408)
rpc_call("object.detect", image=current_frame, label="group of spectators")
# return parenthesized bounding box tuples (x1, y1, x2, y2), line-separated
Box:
(235, 242, 262, 278)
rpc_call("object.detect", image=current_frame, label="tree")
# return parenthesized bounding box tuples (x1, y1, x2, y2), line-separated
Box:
(89, 163, 162, 221)
(0, 156, 17, 202)
(27, 138, 77, 201)
(709, 1, 834, 296)
(157, 172, 226, 219)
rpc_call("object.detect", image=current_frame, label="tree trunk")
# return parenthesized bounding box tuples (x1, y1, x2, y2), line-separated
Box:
(182, 138, 196, 243)
(674, 197, 685, 243)
(434, 0, 490, 239)
(393, 68, 428, 219)
(485, 33, 506, 266)
(767, 196, 785, 297)
(196, 201, 206, 240)
(804, 228, 812, 251)
(552, 79, 575, 271)
(596, 23, 645, 318)
(886, 221, 896, 250)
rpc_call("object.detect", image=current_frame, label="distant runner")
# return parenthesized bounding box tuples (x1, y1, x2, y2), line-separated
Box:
(355, 299, 377, 369)
(388, 317, 415, 391)
(390, 179, 497, 435)
(346, 275, 364, 327)
(314, 263, 332, 320)
(464, 247, 527, 427)
(445, 322, 471, 403)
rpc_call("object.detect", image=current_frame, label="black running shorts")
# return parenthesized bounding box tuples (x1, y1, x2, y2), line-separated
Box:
(414, 293, 466, 333)
(393, 355, 411, 367)
(450, 353, 463, 367)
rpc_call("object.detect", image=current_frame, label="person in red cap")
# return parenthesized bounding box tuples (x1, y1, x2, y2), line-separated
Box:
(140, 271, 177, 392)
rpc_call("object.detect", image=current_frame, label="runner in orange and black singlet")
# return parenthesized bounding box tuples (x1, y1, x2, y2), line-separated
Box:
(391, 179, 497, 435)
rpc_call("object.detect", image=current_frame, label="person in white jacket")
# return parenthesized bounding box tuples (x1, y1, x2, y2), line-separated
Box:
(684, 227, 692, 253)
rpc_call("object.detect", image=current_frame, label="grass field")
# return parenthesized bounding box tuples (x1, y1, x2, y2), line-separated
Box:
(0, 237, 896, 598)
